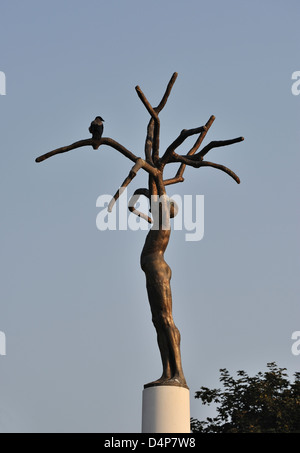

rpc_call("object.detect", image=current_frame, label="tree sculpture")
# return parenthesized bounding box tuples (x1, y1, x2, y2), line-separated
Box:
(36, 72, 244, 389)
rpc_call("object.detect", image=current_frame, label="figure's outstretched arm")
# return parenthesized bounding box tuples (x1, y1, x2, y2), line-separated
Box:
(35, 137, 157, 177)
(108, 159, 144, 212)
(35, 139, 94, 163)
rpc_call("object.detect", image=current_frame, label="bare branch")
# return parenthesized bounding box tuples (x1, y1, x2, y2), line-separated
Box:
(100, 137, 144, 166)
(108, 159, 144, 212)
(35, 137, 157, 177)
(144, 119, 155, 163)
(135, 86, 159, 122)
(159, 125, 207, 168)
(149, 174, 158, 197)
(163, 175, 185, 186)
(155, 172, 167, 197)
(170, 153, 240, 184)
(198, 136, 244, 158)
(187, 115, 216, 156)
(156, 72, 178, 113)
(198, 160, 240, 184)
(35, 139, 94, 163)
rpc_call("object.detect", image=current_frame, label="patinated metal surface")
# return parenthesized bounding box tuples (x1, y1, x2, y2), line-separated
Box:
(36, 73, 244, 389)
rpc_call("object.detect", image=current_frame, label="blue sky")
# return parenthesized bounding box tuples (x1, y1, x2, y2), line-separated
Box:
(0, 0, 299, 432)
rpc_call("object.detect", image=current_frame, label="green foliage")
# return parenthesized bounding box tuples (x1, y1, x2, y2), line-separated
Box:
(191, 362, 300, 433)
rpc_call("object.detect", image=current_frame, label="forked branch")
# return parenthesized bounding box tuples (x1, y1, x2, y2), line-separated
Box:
(159, 125, 207, 168)
(139, 72, 178, 165)
(169, 135, 244, 184)
(162, 115, 216, 186)
(135, 85, 160, 164)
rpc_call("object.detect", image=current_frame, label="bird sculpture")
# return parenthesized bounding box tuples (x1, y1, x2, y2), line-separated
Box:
(89, 116, 104, 141)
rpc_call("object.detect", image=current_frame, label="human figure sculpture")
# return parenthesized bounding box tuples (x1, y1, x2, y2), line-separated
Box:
(36, 73, 244, 388)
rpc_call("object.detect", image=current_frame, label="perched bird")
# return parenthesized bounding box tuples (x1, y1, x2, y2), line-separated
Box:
(89, 116, 104, 142)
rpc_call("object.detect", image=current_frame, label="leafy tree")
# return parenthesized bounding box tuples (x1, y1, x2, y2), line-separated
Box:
(191, 362, 300, 433)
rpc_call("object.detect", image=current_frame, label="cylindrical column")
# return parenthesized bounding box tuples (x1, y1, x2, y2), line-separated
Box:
(142, 385, 190, 433)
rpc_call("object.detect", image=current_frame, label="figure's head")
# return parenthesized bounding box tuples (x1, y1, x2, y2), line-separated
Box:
(95, 116, 104, 122)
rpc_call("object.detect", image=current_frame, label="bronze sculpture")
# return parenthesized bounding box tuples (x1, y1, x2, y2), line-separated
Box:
(36, 73, 244, 389)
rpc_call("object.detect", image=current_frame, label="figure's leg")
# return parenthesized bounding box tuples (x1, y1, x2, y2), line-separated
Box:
(145, 321, 172, 386)
(141, 228, 187, 388)
(165, 321, 186, 385)
(157, 313, 187, 386)
(146, 261, 187, 387)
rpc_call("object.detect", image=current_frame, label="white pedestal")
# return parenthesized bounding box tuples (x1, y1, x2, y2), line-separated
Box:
(142, 385, 190, 433)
